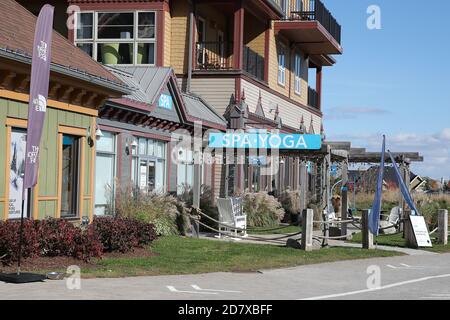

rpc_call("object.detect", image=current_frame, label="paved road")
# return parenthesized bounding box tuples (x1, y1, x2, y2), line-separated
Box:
(1, 252, 450, 300)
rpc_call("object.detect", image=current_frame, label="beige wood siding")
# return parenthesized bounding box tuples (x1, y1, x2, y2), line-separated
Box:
(164, 10, 172, 67)
(244, 12, 266, 57)
(241, 79, 321, 133)
(170, 0, 190, 74)
(190, 77, 235, 116)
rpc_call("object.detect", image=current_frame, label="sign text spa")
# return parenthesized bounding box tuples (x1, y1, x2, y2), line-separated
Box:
(208, 132, 322, 150)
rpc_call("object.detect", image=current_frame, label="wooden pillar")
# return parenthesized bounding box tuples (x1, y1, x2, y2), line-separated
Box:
(316, 67, 322, 110)
(301, 209, 313, 251)
(233, 2, 244, 70)
(404, 210, 417, 248)
(341, 160, 349, 238)
(438, 209, 448, 245)
(362, 209, 374, 249)
(299, 161, 307, 213)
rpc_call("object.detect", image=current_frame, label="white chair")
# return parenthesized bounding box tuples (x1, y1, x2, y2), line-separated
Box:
(216, 197, 247, 238)
(379, 206, 402, 234)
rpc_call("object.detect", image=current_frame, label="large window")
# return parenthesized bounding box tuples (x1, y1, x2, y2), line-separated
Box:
(75, 11, 156, 65)
(131, 137, 166, 193)
(61, 135, 81, 218)
(278, 45, 286, 86)
(95, 132, 116, 216)
(294, 54, 302, 95)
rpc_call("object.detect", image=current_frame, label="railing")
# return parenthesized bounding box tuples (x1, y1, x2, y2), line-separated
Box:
(243, 46, 265, 81)
(195, 41, 233, 70)
(280, 0, 341, 45)
(308, 86, 319, 109)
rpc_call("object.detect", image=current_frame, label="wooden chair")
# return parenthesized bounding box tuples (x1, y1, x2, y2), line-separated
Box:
(216, 197, 247, 238)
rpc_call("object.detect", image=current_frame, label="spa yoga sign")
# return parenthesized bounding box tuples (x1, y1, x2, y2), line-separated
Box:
(208, 132, 322, 150)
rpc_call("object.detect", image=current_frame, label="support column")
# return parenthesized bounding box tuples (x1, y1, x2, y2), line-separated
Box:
(316, 67, 322, 110)
(299, 161, 307, 214)
(301, 209, 313, 251)
(438, 209, 448, 245)
(362, 209, 374, 249)
(233, 2, 244, 71)
(341, 160, 349, 238)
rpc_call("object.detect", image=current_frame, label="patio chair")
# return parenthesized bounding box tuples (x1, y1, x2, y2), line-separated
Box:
(216, 197, 247, 238)
(379, 206, 402, 234)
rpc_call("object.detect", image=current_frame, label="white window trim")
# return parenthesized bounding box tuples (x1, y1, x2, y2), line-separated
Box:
(294, 54, 302, 95)
(74, 10, 157, 66)
(278, 45, 286, 86)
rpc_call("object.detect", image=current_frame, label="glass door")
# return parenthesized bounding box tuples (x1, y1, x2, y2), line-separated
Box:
(61, 134, 80, 218)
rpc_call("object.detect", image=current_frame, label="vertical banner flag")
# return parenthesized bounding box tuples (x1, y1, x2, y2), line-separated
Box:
(388, 151, 420, 215)
(23, 5, 54, 191)
(369, 135, 386, 236)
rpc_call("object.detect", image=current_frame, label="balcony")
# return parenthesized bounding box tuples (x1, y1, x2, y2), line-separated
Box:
(194, 42, 265, 82)
(308, 86, 319, 109)
(274, 0, 343, 55)
(195, 41, 233, 70)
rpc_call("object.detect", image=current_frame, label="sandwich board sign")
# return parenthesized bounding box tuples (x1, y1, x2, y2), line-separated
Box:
(409, 215, 432, 247)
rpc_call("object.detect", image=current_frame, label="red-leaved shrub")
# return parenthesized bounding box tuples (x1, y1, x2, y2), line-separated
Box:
(0, 217, 156, 265)
(92, 217, 157, 253)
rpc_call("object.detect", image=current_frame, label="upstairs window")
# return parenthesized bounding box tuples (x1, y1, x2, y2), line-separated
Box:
(277, 45, 286, 86)
(294, 54, 302, 95)
(75, 11, 156, 66)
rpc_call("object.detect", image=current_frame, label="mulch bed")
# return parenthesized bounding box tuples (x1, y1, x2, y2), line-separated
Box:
(0, 247, 157, 274)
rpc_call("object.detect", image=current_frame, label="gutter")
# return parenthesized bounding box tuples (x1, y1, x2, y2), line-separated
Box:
(0, 48, 132, 95)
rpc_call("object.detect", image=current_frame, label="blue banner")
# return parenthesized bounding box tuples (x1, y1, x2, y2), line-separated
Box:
(369, 135, 386, 236)
(388, 151, 420, 215)
(208, 132, 322, 150)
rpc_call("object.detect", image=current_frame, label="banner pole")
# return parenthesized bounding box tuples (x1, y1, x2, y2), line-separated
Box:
(16, 188, 27, 276)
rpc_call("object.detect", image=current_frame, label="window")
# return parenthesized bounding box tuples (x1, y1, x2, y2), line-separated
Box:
(294, 54, 302, 95)
(278, 45, 286, 86)
(131, 137, 166, 193)
(61, 135, 81, 218)
(75, 11, 156, 65)
(95, 132, 116, 216)
(177, 147, 194, 195)
(280, 0, 289, 17)
(8, 128, 29, 219)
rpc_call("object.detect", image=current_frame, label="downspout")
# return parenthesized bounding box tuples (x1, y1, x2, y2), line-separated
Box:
(187, 0, 195, 93)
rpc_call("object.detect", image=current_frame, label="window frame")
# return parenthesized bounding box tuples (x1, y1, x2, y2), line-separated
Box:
(277, 44, 286, 86)
(74, 10, 157, 66)
(294, 53, 302, 95)
(94, 132, 117, 216)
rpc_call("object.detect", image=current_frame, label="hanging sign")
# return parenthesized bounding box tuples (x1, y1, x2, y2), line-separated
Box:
(208, 133, 322, 150)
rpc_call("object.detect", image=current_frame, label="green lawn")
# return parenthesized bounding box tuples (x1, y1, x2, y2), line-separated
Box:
(75, 236, 402, 278)
(248, 225, 301, 235)
(350, 232, 450, 253)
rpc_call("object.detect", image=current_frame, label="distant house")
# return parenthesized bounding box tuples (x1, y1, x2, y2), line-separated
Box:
(348, 166, 426, 193)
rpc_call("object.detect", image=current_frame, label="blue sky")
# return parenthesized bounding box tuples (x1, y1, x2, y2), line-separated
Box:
(320, 0, 450, 180)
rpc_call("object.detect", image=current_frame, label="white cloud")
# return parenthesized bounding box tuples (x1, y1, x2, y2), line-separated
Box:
(328, 128, 450, 180)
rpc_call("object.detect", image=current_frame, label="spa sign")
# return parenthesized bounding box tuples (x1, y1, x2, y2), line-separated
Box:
(208, 132, 322, 150)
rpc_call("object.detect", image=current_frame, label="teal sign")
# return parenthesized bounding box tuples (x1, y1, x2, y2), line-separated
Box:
(158, 93, 173, 110)
(208, 133, 322, 150)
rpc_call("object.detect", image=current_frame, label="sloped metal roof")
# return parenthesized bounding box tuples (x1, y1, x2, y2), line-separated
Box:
(182, 93, 227, 127)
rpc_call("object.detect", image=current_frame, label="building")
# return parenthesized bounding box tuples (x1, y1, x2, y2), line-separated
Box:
(0, 0, 129, 221)
(15, 0, 343, 216)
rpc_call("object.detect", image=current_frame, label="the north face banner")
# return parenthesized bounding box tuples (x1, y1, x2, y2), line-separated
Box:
(23, 4, 54, 190)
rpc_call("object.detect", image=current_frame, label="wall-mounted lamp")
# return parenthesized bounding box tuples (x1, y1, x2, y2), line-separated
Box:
(87, 126, 104, 147)
(95, 127, 104, 141)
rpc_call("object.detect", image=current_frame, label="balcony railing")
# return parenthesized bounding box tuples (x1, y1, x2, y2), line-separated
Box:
(280, 0, 341, 45)
(243, 46, 265, 81)
(308, 86, 319, 109)
(195, 41, 233, 70)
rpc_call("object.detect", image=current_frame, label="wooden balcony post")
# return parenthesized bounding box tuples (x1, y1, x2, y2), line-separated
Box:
(233, 1, 244, 70)
(316, 66, 322, 110)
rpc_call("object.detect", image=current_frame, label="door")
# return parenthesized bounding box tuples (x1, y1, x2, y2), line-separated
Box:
(217, 30, 224, 68)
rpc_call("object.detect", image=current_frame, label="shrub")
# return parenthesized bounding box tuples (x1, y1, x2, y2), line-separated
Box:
(115, 187, 190, 236)
(0, 219, 104, 264)
(242, 191, 285, 228)
(0, 219, 39, 264)
(92, 216, 156, 253)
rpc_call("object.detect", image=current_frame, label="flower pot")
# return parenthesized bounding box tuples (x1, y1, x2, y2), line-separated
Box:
(101, 43, 120, 64)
